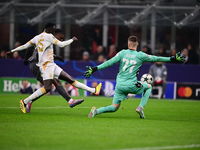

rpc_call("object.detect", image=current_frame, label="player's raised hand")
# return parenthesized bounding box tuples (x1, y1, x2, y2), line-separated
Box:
(83, 66, 97, 78)
(170, 52, 185, 62)
(72, 37, 78, 41)
(5, 51, 11, 59)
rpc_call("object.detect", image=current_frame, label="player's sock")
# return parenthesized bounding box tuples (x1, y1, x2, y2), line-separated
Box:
(29, 86, 71, 104)
(72, 80, 95, 93)
(139, 86, 152, 107)
(24, 87, 46, 104)
(97, 105, 117, 115)
(56, 86, 71, 102)
(29, 95, 43, 104)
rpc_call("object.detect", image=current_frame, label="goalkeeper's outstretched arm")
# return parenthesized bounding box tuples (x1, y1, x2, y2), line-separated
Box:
(84, 52, 121, 78)
(97, 54, 121, 70)
(141, 52, 185, 63)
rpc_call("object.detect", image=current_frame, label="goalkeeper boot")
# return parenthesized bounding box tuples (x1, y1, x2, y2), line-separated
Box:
(88, 107, 97, 118)
(136, 106, 146, 119)
(26, 103, 32, 113)
(94, 83, 102, 95)
(19, 99, 26, 114)
(69, 99, 84, 108)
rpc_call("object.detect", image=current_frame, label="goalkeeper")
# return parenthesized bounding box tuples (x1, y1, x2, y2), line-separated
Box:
(84, 36, 185, 119)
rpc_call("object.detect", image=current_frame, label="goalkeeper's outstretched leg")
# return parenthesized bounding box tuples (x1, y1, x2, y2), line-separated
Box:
(88, 104, 119, 118)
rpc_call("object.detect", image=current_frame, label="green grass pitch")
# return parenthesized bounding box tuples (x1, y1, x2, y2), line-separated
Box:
(0, 94, 200, 150)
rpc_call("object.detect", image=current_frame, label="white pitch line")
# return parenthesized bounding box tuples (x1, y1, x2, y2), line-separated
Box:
(116, 144, 200, 150)
(0, 106, 92, 109)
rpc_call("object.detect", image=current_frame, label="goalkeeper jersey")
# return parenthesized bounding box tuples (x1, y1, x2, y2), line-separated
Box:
(97, 49, 171, 86)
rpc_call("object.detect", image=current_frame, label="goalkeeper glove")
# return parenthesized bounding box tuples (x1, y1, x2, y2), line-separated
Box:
(170, 52, 185, 62)
(83, 66, 97, 78)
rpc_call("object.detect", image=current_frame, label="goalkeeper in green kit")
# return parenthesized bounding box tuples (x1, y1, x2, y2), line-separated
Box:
(84, 36, 185, 119)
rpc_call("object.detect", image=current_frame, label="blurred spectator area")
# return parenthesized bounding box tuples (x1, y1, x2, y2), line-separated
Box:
(0, 0, 200, 64)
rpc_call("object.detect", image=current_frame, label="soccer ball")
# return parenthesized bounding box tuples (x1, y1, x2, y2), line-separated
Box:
(140, 74, 153, 84)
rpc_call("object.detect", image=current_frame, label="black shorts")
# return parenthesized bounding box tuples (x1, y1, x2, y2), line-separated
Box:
(30, 61, 43, 83)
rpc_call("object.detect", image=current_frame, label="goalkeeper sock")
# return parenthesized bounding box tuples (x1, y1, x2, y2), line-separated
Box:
(72, 80, 95, 93)
(24, 87, 46, 104)
(139, 86, 152, 107)
(97, 105, 117, 115)
(56, 86, 71, 102)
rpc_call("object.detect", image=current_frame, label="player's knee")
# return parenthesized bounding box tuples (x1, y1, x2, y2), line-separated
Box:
(110, 105, 118, 112)
(148, 84, 152, 89)
(38, 78, 43, 85)
(52, 79, 62, 87)
(59, 71, 75, 84)
(68, 77, 75, 84)
(44, 87, 51, 93)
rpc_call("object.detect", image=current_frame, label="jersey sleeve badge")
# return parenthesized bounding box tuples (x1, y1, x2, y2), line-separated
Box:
(145, 54, 151, 59)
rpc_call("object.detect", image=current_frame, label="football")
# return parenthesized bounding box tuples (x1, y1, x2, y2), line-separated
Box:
(140, 73, 153, 84)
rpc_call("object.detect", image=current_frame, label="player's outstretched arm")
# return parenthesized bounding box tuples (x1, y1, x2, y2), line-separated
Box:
(83, 52, 121, 78)
(142, 52, 185, 63)
(56, 37, 78, 48)
(5, 42, 33, 59)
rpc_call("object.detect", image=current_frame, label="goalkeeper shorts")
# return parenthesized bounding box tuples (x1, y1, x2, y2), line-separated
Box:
(112, 81, 149, 104)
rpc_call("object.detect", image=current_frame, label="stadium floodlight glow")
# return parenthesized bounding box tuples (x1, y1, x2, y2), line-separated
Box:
(27, 0, 64, 26)
(76, 1, 111, 27)
(124, 0, 161, 27)
(176, 5, 200, 28)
